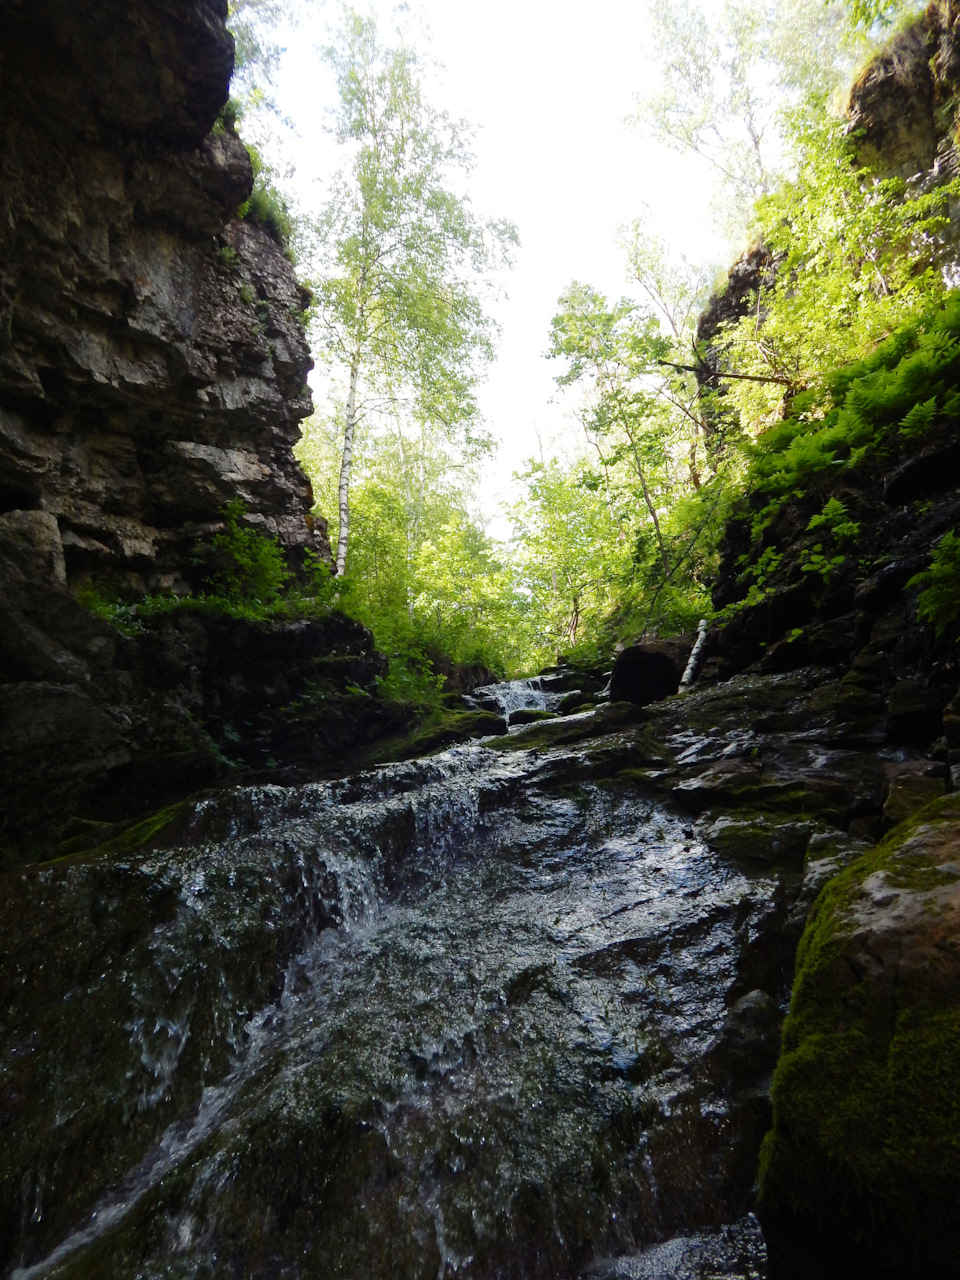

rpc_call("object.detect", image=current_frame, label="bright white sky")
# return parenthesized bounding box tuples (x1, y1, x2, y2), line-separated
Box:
(266, 0, 730, 532)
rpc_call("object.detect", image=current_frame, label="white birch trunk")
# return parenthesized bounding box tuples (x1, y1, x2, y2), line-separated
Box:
(680, 619, 709, 688)
(336, 360, 359, 577)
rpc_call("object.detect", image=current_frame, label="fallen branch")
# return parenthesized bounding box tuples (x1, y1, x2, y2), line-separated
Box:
(657, 359, 791, 386)
(680, 618, 709, 688)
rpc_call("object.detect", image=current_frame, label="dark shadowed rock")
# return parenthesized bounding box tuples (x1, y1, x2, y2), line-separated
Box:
(759, 795, 960, 1279)
(883, 441, 960, 505)
(886, 677, 948, 745)
(609, 639, 688, 707)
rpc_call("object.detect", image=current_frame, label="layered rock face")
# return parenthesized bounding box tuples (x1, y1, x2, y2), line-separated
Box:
(846, 0, 960, 264)
(0, 0, 378, 859)
(847, 0, 960, 181)
(0, 0, 321, 589)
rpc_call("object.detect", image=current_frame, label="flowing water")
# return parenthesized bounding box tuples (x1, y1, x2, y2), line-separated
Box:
(0, 708, 788, 1279)
(470, 677, 574, 722)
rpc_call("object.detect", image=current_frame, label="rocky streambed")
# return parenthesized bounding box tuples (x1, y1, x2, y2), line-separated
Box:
(2, 692, 800, 1280)
(5, 659, 959, 1279)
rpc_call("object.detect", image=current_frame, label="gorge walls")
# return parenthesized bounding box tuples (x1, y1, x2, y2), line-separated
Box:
(0, 0, 394, 859)
(0, 0, 320, 590)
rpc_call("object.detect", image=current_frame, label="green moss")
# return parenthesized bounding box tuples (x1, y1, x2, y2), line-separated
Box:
(489, 701, 645, 753)
(363, 709, 507, 767)
(508, 708, 558, 726)
(50, 801, 188, 864)
(759, 792, 960, 1276)
(699, 807, 815, 868)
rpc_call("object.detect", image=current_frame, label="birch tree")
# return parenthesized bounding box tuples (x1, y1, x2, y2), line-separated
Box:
(547, 283, 677, 578)
(633, 0, 920, 234)
(310, 8, 516, 576)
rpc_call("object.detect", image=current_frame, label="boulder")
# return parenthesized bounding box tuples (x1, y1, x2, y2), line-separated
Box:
(886, 677, 948, 746)
(509, 708, 557, 726)
(609, 639, 689, 707)
(758, 795, 960, 1279)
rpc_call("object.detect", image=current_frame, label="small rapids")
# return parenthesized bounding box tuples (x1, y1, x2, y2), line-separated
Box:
(470, 676, 576, 722)
(0, 723, 788, 1279)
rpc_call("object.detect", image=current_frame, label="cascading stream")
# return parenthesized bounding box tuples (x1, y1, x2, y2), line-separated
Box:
(471, 676, 572, 722)
(1, 727, 785, 1280)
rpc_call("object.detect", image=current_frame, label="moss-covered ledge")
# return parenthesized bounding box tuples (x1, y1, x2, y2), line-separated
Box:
(758, 793, 960, 1279)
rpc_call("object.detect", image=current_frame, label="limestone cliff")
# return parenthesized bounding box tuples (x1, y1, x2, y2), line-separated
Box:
(846, 0, 960, 263)
(847, 0, 960, 183)
(0, 0, 321, 588)
(0, 0, 394, 860)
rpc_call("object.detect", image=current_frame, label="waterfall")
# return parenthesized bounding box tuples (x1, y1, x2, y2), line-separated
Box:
(471, 676, 571, 722)
(1, 731, 781, 1280)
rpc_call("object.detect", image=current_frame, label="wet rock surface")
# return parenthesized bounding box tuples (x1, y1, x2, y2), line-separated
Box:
(585, 1215, 767, 1279)
(0, 735, 795, 1280)
(471, 674, 573, 724)
(5, 647, 956, 1277)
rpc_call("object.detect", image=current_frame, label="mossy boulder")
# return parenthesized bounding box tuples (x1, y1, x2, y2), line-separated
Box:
(53, 800, 189, 862)
(696, 808, 816, 870)
(490, 701, 646, 753)
(758, 793, 960, 1279)
(510, 707, 558, 726)
(556, 690, 600, 716)
(375, 709, 508, 763)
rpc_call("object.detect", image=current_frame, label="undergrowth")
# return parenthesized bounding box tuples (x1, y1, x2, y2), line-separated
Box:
(909, 529, 960, 641)
(76, 500, 336, 633)
(719, 294, 960, 615)
(239, 140, 296, 254)
(746, 294, 960, 523)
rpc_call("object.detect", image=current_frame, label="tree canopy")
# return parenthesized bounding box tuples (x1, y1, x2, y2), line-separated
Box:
(302, 6, 517, 576)
(277, 0, 957, 684)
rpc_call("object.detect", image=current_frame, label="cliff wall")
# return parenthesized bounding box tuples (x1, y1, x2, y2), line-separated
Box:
(0, 0, 395, 860)
(847, 0, 960, 181)
(0, 0, 321, 589)
(691, 7, 960, 1273)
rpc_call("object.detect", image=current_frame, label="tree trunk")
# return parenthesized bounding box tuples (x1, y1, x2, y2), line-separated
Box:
(336, 359, 360, 576)
(628, 438, 671, 580)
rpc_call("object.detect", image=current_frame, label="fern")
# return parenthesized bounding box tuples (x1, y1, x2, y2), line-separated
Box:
(899, 395, 938, 440)
(910, 531, 960, 639)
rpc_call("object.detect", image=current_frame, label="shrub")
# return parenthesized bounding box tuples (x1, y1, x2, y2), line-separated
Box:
(193, 498, 290, 606)
(74, 503, 338, 633)
(910, 530, 960, 640)
(238, 141, 296, 252)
